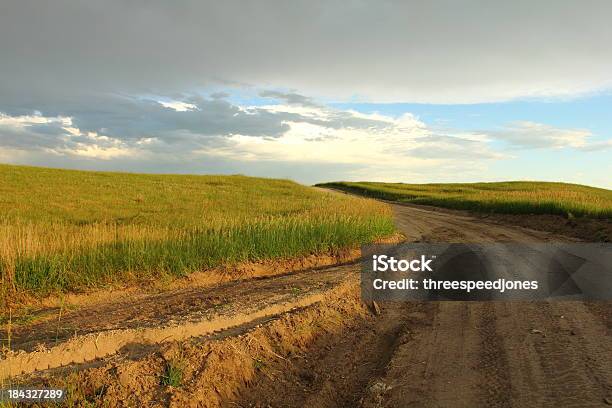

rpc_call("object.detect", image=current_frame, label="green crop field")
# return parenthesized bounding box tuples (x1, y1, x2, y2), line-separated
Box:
(318, 181, 612, 218)
(0, 164, 394, 302)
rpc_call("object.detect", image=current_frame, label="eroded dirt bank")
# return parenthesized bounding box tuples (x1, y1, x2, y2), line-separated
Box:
(23, 280, 372, 407)
(4, 201, 611, 407)
(1, 263, 360, 379)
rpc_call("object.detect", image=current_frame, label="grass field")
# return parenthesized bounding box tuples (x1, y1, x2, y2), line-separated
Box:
(0, 164, 394, 303)
(318, 181, 612, 218)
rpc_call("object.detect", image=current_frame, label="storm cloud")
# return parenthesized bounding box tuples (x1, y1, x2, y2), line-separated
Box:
(1, 0, 612, 105)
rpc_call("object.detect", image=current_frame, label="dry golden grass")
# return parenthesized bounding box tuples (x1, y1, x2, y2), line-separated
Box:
(0, 164, 393, 303)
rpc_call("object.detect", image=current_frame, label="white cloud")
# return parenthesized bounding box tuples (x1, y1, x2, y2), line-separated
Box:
(1, 96, 609, 184)
(579, 139, 612, 152)
(158, 101, 198, 112)
(196, 105, 501, 181)
(487, 121, 599, 149)
(61, 143, 133, 159)
(0, 113, 134, 159)
(0, 112, 71, 127)
(0, 99, 503, 181)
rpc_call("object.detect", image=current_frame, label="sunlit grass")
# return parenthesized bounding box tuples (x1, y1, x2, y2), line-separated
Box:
(0, 164, 394, 302)
(318, 181, 612, 218)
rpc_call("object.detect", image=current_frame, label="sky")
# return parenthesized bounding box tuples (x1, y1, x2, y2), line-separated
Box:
(0, 0, 611, 188)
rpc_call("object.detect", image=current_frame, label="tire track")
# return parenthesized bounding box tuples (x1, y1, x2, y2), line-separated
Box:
(476, 302, 512, 408)
(0, 265, 359, 380)
(359, 203, 612, 407)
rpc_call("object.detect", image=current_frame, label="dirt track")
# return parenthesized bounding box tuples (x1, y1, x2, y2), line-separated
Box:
(236, 203, 612, 408)
(4, 201, 611, 407)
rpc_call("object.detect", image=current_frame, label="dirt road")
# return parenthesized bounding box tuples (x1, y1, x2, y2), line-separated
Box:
(4, 202, 611, 407)
(237, 203, 612, 408)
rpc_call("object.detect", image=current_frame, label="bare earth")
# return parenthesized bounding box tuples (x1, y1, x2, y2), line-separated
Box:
(236, 203, 612, 408)
(3, 201, 611, 407)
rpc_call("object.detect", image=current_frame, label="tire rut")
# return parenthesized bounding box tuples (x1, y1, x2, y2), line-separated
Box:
(477, 302, 512, 408)
(1, 266, 359, 380)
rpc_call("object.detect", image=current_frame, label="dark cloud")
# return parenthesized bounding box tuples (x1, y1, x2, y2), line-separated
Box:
(1, 1, 611, 105)
(0, 92, 395, 156)
(210, 92, 230, 100)
(324, 111, 392, 131)
(0, 123, 69, 150)
(259, 90, 319, 107)
(5, 95, 293, 141)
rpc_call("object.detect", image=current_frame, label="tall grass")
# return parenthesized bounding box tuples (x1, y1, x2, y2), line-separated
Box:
(0, 164, 394, 302)
(318, 181, 612, 218)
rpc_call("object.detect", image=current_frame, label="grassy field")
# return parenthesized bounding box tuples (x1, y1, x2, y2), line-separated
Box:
(0, 164, 394, 303)
(318, 181, 612, 218)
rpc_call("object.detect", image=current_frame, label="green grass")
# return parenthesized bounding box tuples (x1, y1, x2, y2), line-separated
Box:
(161, 361, 184, 388)
(0, 164, 394, 302)
(317, 181, 612, 218)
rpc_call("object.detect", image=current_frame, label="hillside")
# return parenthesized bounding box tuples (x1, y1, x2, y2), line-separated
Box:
(317, 181, 612, 218)
(0, 164, 393, 301)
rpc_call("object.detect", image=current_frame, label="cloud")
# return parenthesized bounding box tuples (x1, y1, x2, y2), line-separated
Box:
(0, 94, 609, 184)
(0, 92, 399, 148)
(1, 1, 612, 105)
(210, 92, 230, 100)
(0, 114, 70, 150)
(404, 135, 503, 159)
(158, 101, 198, 112)
(259, 90, 319, 107)
(0, 113, 132, 159)
(194, 105, 503, 182)
(57, 95, 294, 141)
(579, 139, 612, 151)
(0, 96, 504, 181)
(486, 121, 607, 150)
